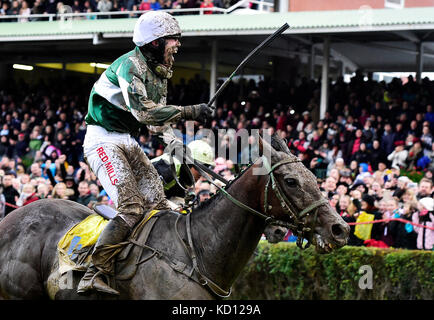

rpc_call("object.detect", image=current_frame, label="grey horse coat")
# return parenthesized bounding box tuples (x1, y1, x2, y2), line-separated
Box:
(0, 199, 214, 300)
(0, 136, 349, 300)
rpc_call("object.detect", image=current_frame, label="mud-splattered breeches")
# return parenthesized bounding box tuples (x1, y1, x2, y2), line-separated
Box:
(83, 125, 170, 228)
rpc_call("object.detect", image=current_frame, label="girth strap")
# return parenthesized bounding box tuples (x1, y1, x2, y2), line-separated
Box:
(175, 213, 232, 298)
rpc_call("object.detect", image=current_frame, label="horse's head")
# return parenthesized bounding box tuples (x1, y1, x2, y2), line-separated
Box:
(257, 134, 349, 253)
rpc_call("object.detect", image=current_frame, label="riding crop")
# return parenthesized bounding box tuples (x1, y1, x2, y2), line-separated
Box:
(207, 22, 290, 109)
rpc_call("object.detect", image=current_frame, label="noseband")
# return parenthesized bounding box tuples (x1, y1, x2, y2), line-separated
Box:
(204, 155, 328, 249)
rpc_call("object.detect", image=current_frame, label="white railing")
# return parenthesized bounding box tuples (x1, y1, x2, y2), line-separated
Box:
(225, 0, 274, 13)
(0, 0, 273, 22)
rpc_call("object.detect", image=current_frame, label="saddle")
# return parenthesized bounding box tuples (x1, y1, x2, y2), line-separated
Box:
(57, 205, 161, 275)
(57, 204, 230, 297)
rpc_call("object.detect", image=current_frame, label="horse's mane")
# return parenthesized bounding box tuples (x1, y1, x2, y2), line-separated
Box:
(193, 160, 255, 211)
(193, 134, 293, 211)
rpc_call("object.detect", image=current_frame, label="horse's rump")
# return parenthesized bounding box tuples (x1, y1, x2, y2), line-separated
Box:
(0, 199, 93, 299)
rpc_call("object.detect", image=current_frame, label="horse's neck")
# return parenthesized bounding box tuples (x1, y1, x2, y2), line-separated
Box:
(191, 167, 266, 290)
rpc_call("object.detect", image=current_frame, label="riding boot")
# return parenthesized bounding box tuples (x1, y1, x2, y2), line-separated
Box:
(77, 216, 131, 295)
(77, 264, 120, 295)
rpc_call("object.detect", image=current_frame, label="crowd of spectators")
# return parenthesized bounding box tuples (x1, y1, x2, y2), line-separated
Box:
(0, 68, 433, 250)
(0, 0, 246, 20)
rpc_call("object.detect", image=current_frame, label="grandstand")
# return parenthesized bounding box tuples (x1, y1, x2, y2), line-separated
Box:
(2, 1, 434, 122)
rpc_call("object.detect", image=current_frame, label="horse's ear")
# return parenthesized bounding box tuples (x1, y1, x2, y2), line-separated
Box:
(258, 134, 264, 156)
(258, 134, 268, 157)
(271, 133, 291, 155)
(258, 134, 278, 160)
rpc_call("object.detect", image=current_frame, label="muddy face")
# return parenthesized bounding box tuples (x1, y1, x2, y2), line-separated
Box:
(163, 38, 180, 68)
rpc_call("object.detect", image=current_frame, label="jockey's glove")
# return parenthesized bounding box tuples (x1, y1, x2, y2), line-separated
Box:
(181, 103, 214, 123)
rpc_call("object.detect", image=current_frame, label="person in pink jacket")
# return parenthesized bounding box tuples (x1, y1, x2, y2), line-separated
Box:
(412, 197, 434, 250)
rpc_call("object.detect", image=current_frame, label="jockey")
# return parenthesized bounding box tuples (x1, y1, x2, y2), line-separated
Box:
(151, 139, 215, 207)
(77, 11, 214, 295)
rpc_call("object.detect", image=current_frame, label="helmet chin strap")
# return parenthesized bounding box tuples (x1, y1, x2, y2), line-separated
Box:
(141, 38, 166, 65)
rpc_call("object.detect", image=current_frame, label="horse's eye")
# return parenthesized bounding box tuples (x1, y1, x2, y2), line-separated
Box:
(285, 178, 297, 187)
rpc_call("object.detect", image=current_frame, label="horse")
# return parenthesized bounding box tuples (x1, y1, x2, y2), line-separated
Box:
(0, 134, 349, 299)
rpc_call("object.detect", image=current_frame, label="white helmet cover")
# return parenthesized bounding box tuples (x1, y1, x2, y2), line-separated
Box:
(133, 11, 181, 47)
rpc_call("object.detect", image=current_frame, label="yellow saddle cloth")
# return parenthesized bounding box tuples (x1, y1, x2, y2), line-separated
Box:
(57, 210, 161, 274)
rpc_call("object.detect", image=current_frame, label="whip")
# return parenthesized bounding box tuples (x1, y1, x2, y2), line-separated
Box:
(207, 23, 290, 109)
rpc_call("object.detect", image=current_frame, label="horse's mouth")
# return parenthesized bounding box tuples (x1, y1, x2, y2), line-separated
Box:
(312, 233, 344, 254)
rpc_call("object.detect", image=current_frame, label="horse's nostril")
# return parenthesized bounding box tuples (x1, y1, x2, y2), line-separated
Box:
(275, 229, 285, 236)
(331, 223, 346, 239)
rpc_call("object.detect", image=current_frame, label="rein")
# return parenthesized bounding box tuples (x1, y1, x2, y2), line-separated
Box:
(193, 155, 328, 249)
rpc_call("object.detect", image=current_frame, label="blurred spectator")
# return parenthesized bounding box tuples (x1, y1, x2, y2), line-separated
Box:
(323, 176, 337, 198)
(1, 2, 9, 16)
(161, 0, 173, 9)
(37, 183, 50, 199)
(1, 172, 19, 217)
(139, 0, 151, 10)
(45, 0, 57, 13)
(200, 0, 214, 14)
(89, 182, 100, 198)
(412, 197, 434, 250)
(76, 180, 97, 207)
(97, 0, 113, 12)
(97, 194, 109, 205)
(0, 192, 5, 220)
(421, 125, 433, 156)
(387, 141, 408, 169)
(51, 182, 70, 199)
(390, 200, 418, 249)
(406, 140, 424, 170)
(380, 123, 395, 156)
(417, 178, 433, 199)
(7, 1, 20, 15)
(18, 1, 31, 22)
(353, 194, 383, 246)
(150, 0, 161, 10)
(424, 104, 434, 129)
(72, 0, 83, 12)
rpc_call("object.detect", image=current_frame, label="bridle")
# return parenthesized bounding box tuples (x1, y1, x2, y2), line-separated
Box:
(192, 155, 329, 250)
(261, 156, 329, 249)
(173, 154, 329, 298)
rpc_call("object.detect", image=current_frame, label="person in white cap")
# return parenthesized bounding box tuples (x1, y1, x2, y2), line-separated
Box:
(412, 197, 434, 250)
(78, 11, 214, 295)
